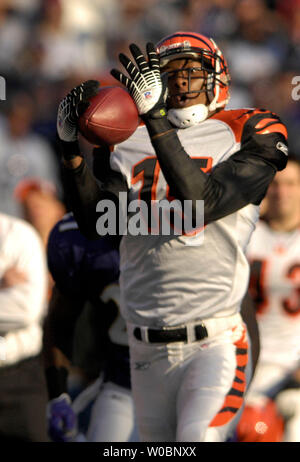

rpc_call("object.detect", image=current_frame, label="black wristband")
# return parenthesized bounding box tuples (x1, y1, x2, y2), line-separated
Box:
(45, 366, 68, 400)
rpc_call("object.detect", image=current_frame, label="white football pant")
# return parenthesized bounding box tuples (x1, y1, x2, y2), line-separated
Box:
(87, 381, 138, 442)
(127, 321, 252, 442)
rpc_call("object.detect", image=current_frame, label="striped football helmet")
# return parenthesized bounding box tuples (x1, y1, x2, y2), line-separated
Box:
(156, 32, 231, 126)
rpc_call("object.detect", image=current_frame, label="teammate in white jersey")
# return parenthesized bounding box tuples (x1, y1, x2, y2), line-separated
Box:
(238, 155, 300, 442)
(56, 32, 288, 441)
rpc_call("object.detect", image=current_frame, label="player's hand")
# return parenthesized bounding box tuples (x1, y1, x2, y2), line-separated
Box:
(57, 80, 100, 143)
(111, 43, 168, 120)
(46, 393, 77, 442)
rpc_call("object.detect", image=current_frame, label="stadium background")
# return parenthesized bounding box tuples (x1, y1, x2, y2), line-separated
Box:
(0, 0, 299, 443)
(0, 0, 299, 196)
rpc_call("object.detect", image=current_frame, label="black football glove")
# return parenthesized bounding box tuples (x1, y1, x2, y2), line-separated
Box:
(57, 80, 100, 160)
(111, 43, 171, 137)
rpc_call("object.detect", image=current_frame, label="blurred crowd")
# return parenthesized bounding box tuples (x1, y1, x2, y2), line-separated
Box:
(0, 0, 299, 221)
(0, 0, 300, 443)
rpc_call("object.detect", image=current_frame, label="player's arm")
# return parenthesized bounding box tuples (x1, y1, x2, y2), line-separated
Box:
(111, 43, 288, 224)
(148, 111, 287, 224)
(57, 82, 128, 239)
(0, 222, 48, 367)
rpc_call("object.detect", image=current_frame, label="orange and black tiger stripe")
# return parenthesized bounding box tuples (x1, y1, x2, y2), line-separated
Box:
(209, 327, 249, 427)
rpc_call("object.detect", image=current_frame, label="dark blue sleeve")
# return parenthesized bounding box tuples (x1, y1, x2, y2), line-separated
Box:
(47, 213, 120, 297)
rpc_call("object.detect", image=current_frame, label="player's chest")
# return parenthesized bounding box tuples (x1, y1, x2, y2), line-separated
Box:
(116, 122, 235, 201)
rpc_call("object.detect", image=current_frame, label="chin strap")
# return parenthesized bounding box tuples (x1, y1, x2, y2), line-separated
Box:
(167, 104, 209, 128)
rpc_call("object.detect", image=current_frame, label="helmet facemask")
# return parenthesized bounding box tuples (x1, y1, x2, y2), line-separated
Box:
(157, 33, 231, 127)
(163, 61, 213, 105)
(162, 51, 225, 103)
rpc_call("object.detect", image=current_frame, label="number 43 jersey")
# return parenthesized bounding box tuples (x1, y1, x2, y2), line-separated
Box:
(109, 109, 287, 328)
(247, 219, 300, 368)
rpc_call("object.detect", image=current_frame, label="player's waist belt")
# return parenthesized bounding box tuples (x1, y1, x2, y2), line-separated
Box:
(132, 313, 242, 344)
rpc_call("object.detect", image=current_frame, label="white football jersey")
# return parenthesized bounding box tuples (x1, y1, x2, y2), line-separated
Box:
(110, 110, 266, 327)
(247, 220, 300, 368)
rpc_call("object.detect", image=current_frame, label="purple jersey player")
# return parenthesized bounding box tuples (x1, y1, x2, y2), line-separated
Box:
(44, 212, 138, 442)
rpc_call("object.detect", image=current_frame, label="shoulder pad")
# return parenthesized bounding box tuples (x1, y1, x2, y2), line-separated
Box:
(240, 109, 288, 144)
(211, 108, 288, 143)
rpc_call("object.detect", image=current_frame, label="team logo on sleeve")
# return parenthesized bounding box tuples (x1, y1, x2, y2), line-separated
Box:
(276, 141, 288, 156)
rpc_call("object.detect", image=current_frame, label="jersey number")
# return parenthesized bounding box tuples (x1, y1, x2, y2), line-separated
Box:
(283, 264, 300, 316)
(249, 259, 300, 316)
(132, 156, 212, 234)
(132, 156, 212, 201)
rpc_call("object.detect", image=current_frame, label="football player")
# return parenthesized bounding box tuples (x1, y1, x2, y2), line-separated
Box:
(56, 32, 288, 441)
(239, 154, 300, 442)
(44, 213, 137, 442)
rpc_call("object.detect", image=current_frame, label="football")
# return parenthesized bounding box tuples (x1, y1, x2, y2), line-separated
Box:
(78, 86, 139, 146)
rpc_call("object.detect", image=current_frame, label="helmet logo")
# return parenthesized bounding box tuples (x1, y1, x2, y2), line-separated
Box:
(159, 40, 191, 54)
